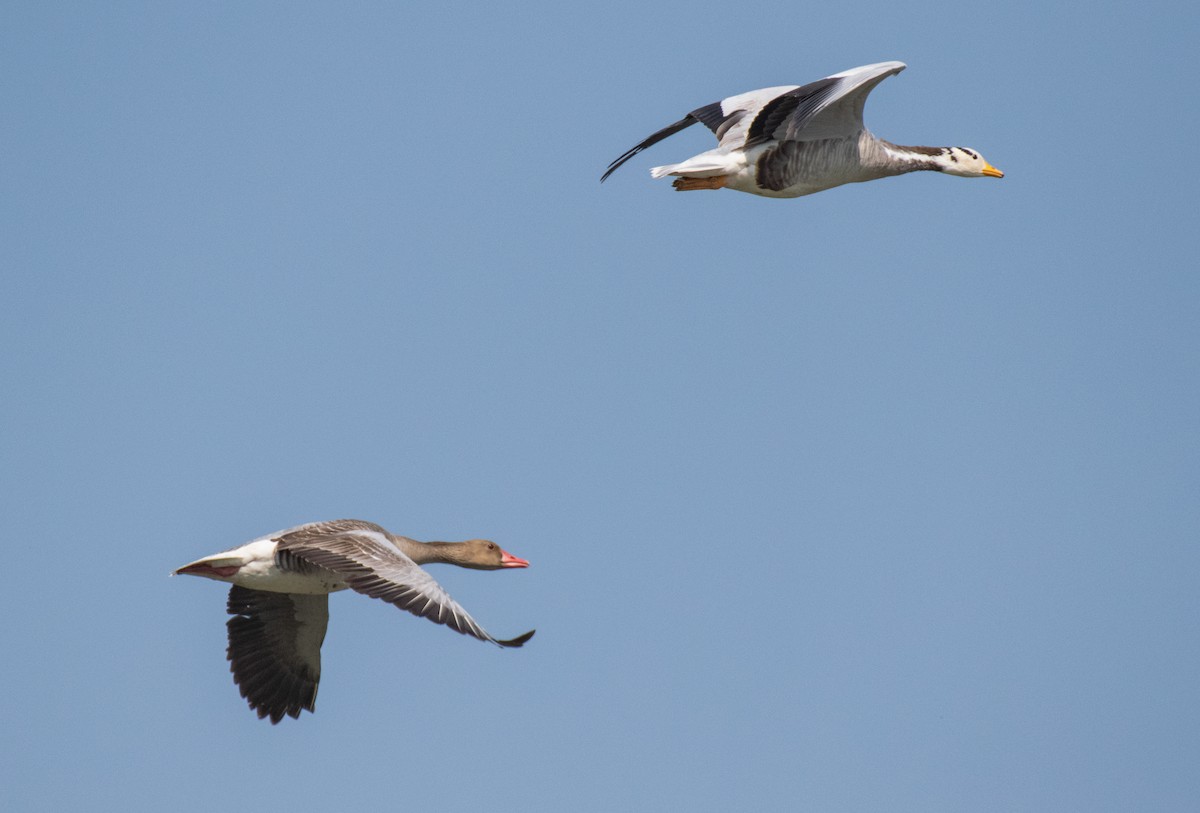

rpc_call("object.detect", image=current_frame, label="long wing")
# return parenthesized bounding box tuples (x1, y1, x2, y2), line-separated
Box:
(278, 524, 534, 648)
(226, 586, 328, 724)
(744, 61, 905, 147)
(600, 85, 797, 182)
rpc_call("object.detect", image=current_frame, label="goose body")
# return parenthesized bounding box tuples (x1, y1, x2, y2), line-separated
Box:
(601, 61, 1003, 198)
(175, 519, 534, 723)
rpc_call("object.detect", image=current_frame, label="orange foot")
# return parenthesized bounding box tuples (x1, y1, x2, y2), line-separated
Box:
(672, 176, 728, 191)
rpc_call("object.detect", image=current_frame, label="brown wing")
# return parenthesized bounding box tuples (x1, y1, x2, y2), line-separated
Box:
(278, 524, 534, 648)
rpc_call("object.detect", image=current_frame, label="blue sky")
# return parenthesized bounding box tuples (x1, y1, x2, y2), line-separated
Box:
(3, 2, 1198, 810)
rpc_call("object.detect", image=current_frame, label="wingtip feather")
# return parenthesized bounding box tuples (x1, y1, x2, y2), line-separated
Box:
(497, 629, 536, 648)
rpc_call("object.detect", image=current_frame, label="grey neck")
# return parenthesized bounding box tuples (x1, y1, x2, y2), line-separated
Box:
(405, 540, 461, 566)
(868, 138, 946, 175)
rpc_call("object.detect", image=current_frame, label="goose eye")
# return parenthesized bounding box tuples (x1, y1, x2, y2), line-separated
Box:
(487, 543, 496, 550)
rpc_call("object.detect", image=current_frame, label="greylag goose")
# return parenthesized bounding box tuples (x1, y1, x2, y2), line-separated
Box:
(175, 519, 534, 723)
(601, 61, 1003, 197)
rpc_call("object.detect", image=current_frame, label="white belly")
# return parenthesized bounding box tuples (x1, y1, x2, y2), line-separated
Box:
(227, 538, 349, 595)
(233, 566, 349, 595)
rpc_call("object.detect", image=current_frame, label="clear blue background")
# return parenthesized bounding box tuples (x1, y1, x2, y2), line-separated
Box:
(3, 2, 1197, 810)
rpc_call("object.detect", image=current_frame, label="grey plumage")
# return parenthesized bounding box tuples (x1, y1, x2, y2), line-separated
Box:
(176, 518, 534, 724)
(602, 61, 1003, 197)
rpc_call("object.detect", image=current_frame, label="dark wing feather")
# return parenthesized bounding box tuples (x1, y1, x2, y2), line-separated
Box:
(600, 100, 727, 182)
(279, 529, 534, 648)
(744, 77, 844, 147)
(226, 586, 327, 724)
(747, 63, 905, 146)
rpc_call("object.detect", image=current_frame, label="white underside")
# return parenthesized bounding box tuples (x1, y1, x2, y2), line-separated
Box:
(650, 147, 746, 180)
(178, 537, 349, 595)
(650, 146, 815, 197)
(651, 147, 789, 196)
(650, 142, 874, 199)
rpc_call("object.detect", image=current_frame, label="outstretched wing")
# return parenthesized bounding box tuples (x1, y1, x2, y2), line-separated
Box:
(745, 61, 905, 147)
(278, 524, 534, 648)
(226, 586, 328, 724)
(600, 85, 799, 182)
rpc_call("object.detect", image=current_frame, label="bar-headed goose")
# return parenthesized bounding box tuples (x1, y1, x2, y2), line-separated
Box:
(175, 519, 534, 723)
(601, 61, 1003, 198)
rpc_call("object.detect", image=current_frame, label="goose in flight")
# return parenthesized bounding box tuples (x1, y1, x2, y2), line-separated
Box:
(175, 519, 535, 723)
(601, 61, 1003, 198)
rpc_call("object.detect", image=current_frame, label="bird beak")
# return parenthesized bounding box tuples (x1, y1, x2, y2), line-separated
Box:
(982, 163, 1004, 178)
(499, 550, 530, 568)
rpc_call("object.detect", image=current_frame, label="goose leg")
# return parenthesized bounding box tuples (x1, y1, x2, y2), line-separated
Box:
(672, 176, 728, 191)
